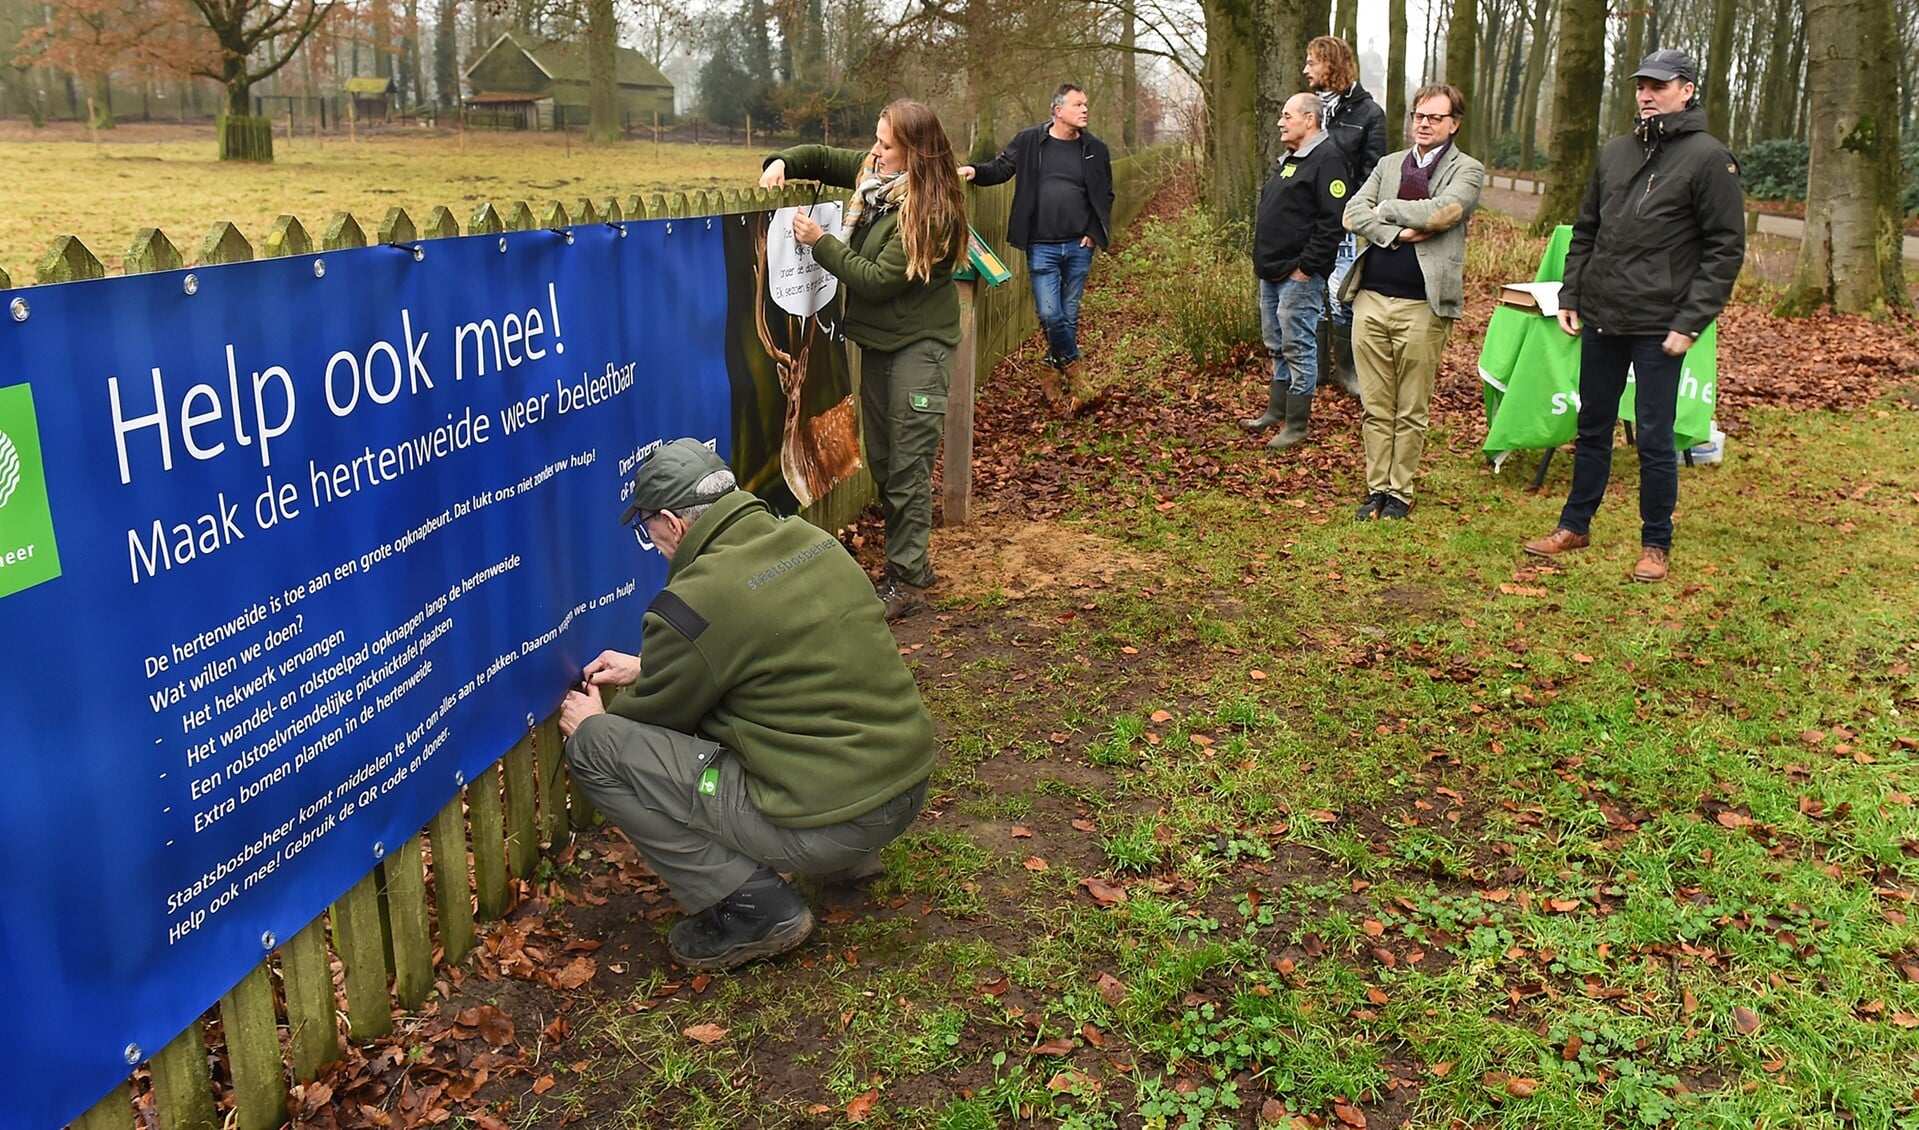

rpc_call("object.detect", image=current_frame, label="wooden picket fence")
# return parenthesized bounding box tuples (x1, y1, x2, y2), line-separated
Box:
(10, 151, 1177, 1130)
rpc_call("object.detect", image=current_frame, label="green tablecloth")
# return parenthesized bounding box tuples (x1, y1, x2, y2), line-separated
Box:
(1478, 225, 1717, 455)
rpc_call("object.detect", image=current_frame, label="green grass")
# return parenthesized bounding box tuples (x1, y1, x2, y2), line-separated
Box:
(0, 125, 766, 279)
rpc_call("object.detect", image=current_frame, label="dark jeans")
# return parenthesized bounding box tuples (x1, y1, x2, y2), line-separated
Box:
(1557, 331, 1681, 550)
(1027, 241, 1095, 364)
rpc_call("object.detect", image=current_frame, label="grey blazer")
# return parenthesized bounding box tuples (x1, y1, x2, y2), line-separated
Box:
(1339, 145, 1486, 319)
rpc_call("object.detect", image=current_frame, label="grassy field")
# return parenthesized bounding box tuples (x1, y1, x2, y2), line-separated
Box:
(29, 135, 1914, 1127)
(0, 122, 767, 280)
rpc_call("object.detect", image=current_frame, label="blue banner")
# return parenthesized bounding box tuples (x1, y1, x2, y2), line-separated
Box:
(0, 212, 854, 1128)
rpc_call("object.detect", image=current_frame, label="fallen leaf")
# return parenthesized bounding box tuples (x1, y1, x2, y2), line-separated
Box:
(1333, 1097, 1368, 1127)
(1571, 653, 1594, 664)
(1430, 1061, 1454, 1077)
(1023, 856, 1049, 871)
(682, 1023, 727, 1044)
(1011, 825, 1034, 838)
(1250, 669, 1268, 680)
(475, 1006, 514, 1048)
(846, 1088, 879, 1123)
(1733, 1007, 1762, 1035)
(1030, 1037, 1076, 1056)
(1081, 876, 1128, 906)
(1094, 972, 1127, 1005)
(1071, 818, 1098, 832)
(1505, 1077, 1539, 1098)
(1362, 919, 1385, 937)
(532, 1074, 556, 1095)
(1150, 709, 1173, 723)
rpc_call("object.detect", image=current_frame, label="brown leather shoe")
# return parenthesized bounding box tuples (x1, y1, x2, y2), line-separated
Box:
(1037, 368, 1069, 413)
(1632, 546, 1669, 583)
(1522, 528, 1591, 558)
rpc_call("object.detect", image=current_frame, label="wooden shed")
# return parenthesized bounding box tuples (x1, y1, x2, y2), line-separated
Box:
(463, 32, 674, 131)
(344, 76, 393, 122)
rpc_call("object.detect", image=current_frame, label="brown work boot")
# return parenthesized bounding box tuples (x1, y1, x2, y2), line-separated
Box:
(1522, 528, 1591, 558)
(1036, 367, 1070, 413)
(1057, 359, 1088, 417)
(1632, 546, 1670, 583)
(877, 578, 927, 621)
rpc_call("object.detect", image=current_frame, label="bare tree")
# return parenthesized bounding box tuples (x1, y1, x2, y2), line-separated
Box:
(183, 0, 338, 117)
(1532, 0, 1605, 232)
(1780, 0, 1911, 315)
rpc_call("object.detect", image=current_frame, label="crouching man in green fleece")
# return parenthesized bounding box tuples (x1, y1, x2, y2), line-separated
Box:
(558, 438, 936, 972)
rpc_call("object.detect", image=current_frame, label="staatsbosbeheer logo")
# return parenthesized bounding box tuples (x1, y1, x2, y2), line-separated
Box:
(0, 383, 63, 598)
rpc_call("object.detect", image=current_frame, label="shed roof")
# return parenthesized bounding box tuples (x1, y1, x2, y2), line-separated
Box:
(344, 76, 393, 95)
(465, 32, 672, 90)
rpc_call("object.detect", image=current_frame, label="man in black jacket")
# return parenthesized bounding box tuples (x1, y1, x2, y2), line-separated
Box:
(1305, 35, 1387, 396)
(962, 83, 1115, 416)
(1240, 92, 1349, 451)
(1522, 50, 1744, 584)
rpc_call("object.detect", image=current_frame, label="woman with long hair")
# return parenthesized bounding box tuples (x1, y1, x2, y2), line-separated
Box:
(761, 100, 967, 621)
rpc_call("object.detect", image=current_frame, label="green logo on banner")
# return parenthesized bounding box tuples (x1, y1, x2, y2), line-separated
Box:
(0, 385, 63, 599)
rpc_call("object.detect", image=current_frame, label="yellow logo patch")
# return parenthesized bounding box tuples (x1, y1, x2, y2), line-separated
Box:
(1330, 179, 1348, 199)
(1281, 164, 1297, 178)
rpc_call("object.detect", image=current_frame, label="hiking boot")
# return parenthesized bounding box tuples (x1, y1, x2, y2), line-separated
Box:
(819, 851, 887, 886)
(1241, 383, 1286, 431)
(1265, 388, 1313, 450)
(1037, 367, 1069, 413)
(1355, 493, 1386, 520)
(1057, 359, 1088, 417)
(1522, 528, 1591, 558)
(667, 867, 816, 972)
(1632, 545, 1670, 583)
(877, 578, 927, 621)
(1377, 495, 1411, 520)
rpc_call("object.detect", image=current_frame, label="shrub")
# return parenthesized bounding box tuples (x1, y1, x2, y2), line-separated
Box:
(1115, 208, 1261, 368)
(1485, 134, 1548, 172)
(1739, 138, 1810, 202)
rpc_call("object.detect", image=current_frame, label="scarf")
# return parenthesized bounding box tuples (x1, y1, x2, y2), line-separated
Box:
(841, 152, 908, 230)
(1399, 141, 1450, 200)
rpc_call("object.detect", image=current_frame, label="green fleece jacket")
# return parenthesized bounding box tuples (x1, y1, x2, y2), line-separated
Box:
(766, 144, 963, 353)
(608, 491, 935, 827)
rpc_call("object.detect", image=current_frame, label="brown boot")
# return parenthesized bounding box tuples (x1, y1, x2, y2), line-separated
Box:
(1522, 528, 1591, 558)
(1037, 367, 1069, 413)
(1632, 546, 1669, 583)
(1057, 359, 1088, 417)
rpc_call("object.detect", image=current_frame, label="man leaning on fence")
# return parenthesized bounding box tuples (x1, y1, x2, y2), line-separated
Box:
(1521, 49, 1744, 584)
(557, 439, 935, 972)
(960, 82, 1116, 416)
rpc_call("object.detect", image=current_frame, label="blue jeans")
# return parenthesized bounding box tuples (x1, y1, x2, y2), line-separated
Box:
(1028, 240, 1095, 364)
(1557, 331, 1682, 550)
(1327, 233, 1358, 326)
(1258, 275, 1326, 396)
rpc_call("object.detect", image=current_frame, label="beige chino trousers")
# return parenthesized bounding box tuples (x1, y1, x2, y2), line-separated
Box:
(1351, 289, 1454, 503)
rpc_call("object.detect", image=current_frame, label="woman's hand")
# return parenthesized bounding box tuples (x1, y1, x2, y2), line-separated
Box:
(759, 159, 787, 188)
(792, 209, 824, 247)
(958, 165, 976, 181)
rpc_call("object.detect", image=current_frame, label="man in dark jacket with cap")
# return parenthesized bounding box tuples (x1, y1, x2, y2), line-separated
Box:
(558, 438, 935, 971)
(1522, 49, 1745, 584)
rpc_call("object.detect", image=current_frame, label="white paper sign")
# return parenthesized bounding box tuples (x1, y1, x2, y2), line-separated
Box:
(767, 202, 843, 316)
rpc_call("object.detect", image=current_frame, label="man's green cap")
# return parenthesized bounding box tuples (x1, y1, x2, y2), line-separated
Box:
(620, 438, 731, 524)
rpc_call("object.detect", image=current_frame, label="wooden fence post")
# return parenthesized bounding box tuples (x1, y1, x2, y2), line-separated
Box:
(942, 279, 979, 526)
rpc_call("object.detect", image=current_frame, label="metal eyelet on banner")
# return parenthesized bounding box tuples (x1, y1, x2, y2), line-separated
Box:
(9, 297, 28, 322)
(564, 231, 575, 245)
(261, 931, 277, 950)
(182, 273, 199, 295)
(705, 218, 713, 230)
(391, 242, 425, 262)
(123, 1044, 142, 1066)
(373, 841, 386, 860)
(665, 222, 673, 235)
(607, 223, 626, 237)
(454, 770, 466, 788)
(498, 237, 509, 253)
(525, 712, 536, 726)
(312, 258, 326, 278)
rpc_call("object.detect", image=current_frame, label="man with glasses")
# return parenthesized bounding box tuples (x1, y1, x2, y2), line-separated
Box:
(1340, 83, 1484, 520)
(558, 438, 935, 971)
(1521, 49, 1744, 583)
(1241, 92, 1348, 451)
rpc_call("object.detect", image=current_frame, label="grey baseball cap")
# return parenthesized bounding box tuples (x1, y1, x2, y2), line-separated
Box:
(619, 439, 730, 524)
(1632, 49, 1698, 84)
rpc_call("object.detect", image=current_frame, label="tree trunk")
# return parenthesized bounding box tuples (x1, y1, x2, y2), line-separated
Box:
(1780, 0, 1911, 315)
(1122, 4, 1139, 151)
(1706, 0, 1738, 140)
(1334, 0, 1357, 42)
(1444, 0, 1477, 154)
(88, 71, 114, 129)
(1757, 0, 1798, 138)
(434, 0, 459, 108)
(1517, 0, 1557, 172)
(585, 0, 619, 142)
(1532, 0, 1606, 232)
(1202, 0, 1262, 222)
(1386, 0, 1406, 148)
(1609, 4, 1645, 137)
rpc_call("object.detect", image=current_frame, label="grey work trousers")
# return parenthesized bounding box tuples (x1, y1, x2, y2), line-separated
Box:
(564, 712, 927, 914)
(858, 338, 951, 588)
